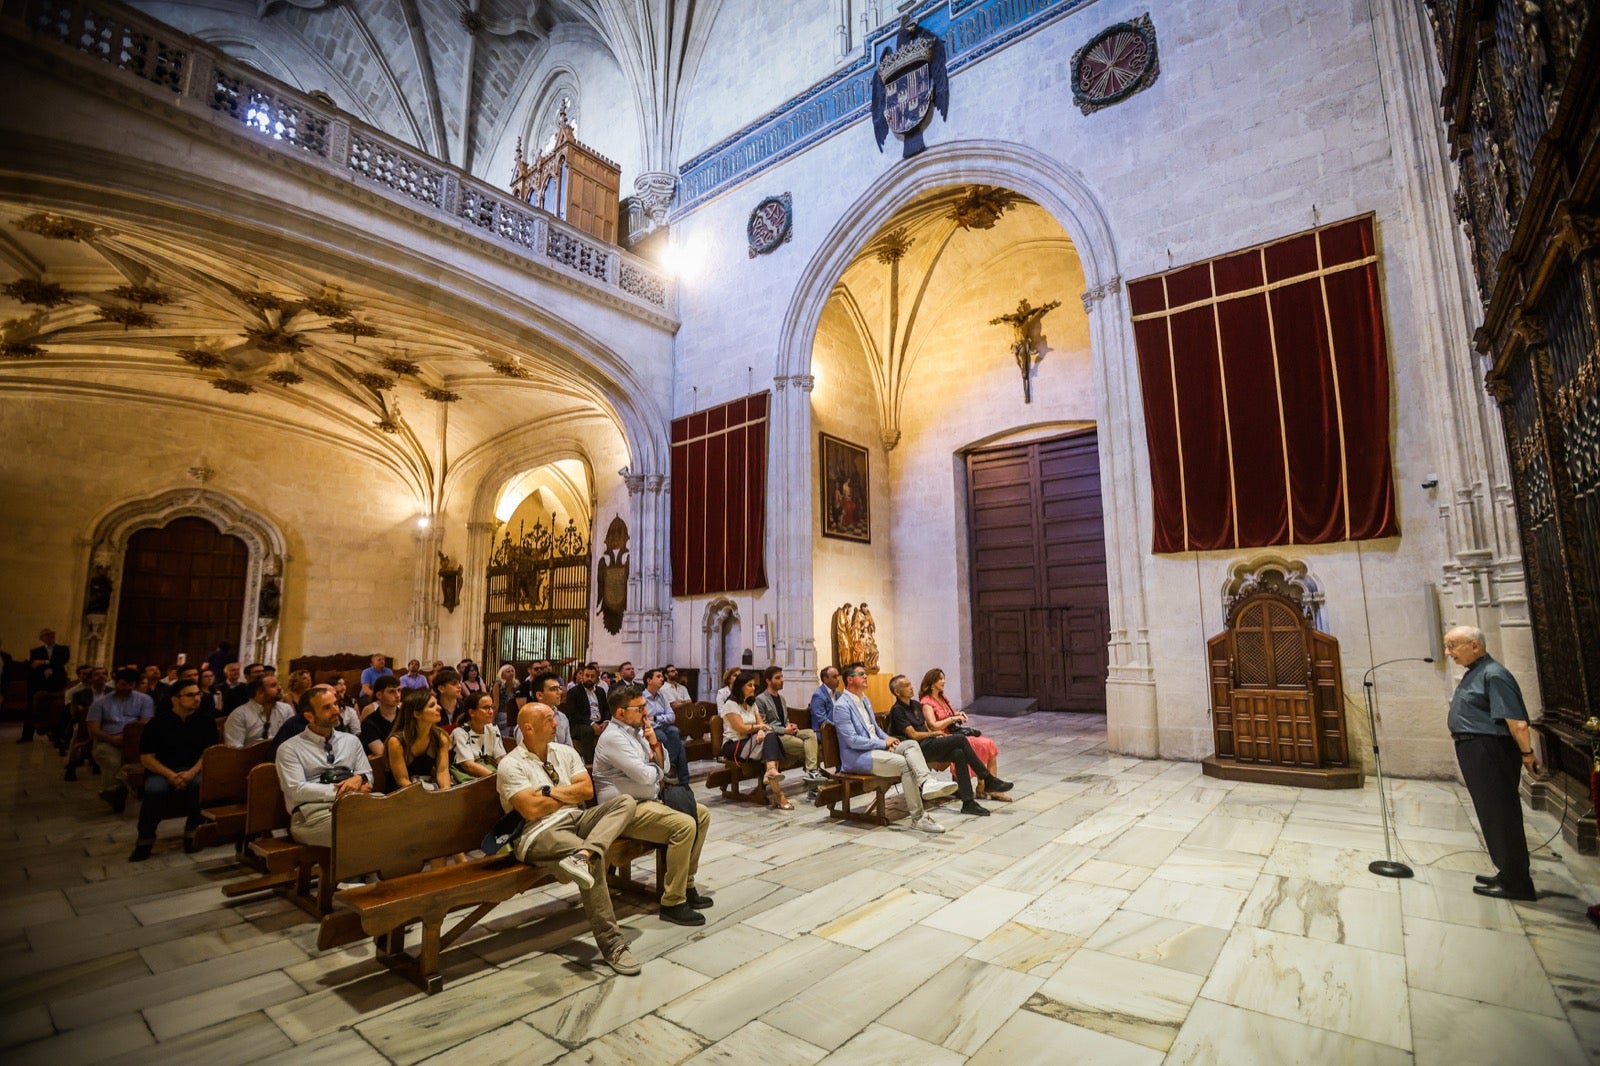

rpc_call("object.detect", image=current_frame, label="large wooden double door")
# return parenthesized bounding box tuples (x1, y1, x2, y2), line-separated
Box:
(967, 430, 1110, 712)
(113, 517, 248, 669)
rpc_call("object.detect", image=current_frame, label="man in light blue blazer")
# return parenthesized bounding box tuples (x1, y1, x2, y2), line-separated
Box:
(831, 663, 955, 833)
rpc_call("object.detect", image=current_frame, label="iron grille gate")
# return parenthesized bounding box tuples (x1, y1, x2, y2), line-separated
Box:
(482, 515, 590, 675)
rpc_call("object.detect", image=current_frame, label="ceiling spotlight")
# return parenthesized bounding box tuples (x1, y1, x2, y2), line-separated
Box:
(416, 515, 432, 530)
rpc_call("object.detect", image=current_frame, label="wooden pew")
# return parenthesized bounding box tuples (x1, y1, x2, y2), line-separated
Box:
(703, 713, 805, 804)
(221, 763, 331, 918)
(812, 722, 901, 826)
(119, 719, 147, 796)
(317, 777, 662, 993)
(192, 741, 271, 849)
(675, 701, 716, 764)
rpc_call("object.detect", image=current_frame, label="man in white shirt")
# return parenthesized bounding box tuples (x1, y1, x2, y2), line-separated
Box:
(497, 702, 640, 976)
(593, 685, 713, 926)
(275, 686, 372, 847)
(224, 675, 294, 747)
(660, 664, 692, 710)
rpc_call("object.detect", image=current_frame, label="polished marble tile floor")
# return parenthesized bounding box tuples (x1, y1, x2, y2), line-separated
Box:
(1, 714, 1596, 1065)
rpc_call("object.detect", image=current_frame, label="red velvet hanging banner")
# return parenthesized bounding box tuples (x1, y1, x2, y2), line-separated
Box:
(1128, 215, 1397, 553)
(670, 391, 770, 596)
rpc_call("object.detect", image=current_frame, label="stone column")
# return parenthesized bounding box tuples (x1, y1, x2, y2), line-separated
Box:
(620, 469, 671, 665)
(1083, 275, 1160, 757)
(1369, 0, 1536, 697)
(408, 525, 444, 663)
(459, 520, 497, 664)
(770, 373, 818, 678)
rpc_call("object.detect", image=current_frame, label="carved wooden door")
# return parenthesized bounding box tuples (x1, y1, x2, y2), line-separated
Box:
(113, 517, 248, 670)
(967, 430, 1110, 711)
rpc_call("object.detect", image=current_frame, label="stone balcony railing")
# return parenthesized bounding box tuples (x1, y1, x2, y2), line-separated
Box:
(2, 0, 673, 316)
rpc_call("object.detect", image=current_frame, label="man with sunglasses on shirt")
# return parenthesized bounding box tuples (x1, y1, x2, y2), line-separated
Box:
(276, 684, 373, 847)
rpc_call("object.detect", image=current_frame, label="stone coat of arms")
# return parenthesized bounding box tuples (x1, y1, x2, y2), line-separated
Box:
(871, 18, 948, 159)
(596, 515, 630, 636)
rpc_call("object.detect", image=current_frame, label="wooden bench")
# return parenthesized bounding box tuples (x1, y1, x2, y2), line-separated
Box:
(811, 723, 902, 826)
(221, 763, 332, 917)
(192, 740, 271, 849)
(675, 701, 716, 764)
(703, 713, 805, 804)
(316, 777, 663, 993)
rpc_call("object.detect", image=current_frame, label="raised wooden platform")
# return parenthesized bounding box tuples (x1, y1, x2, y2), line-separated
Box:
(1201, 756, 1362, 790)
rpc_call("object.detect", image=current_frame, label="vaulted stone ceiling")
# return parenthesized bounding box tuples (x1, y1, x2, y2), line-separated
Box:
(0, 203, 619, 506)
(822, 185, 1086, 450)
(131, 0, 721, 189)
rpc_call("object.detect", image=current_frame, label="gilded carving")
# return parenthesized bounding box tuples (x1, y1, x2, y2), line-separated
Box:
(948, 186, 1017, 231)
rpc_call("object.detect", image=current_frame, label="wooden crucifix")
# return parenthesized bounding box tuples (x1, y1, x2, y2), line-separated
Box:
(989, 297, 1061, 403)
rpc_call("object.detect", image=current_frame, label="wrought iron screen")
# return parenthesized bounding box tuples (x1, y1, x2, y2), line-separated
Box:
(482, 515, 590, 673)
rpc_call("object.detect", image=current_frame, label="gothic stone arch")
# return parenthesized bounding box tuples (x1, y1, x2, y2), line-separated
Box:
(79, 487, 287, 669)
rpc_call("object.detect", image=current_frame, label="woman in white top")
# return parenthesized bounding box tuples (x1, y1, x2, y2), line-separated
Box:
(720, 669, 792, 810)
(452, 692, 507, 782)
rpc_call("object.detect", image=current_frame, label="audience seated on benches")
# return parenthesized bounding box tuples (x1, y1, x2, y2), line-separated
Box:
(498, 702, 642, 975)
(920, 667, 1010, 801)
(720, 668, 793, 810)
(640, 668, 691, 784)
(276, 685, 374, 847)
(593, 683, 714, 926)
(129, 678, 214, 861)
(87, 666, 154, 812)
(361, 674, 402, 757)
(887, 673, 1011, 818)
(754, 666, 829, 787)
(387, 690, 451, 790)
(833, 663, 955, 834)
(451, 692, 505, 782)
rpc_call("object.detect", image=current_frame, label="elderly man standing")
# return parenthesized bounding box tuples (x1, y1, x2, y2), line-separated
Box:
(1445, 625, 1539, 902)
(498, 701, 640, 975)
(593, 684, 714, 926)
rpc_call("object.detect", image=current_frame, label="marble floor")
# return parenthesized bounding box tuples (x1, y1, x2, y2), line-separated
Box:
(1, 714, 1596, 1065)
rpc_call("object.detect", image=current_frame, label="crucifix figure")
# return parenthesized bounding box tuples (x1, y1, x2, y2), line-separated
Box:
(990, 297, 1061, 403)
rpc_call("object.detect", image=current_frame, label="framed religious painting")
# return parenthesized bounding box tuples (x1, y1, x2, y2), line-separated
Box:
(820, 432, 871, 543)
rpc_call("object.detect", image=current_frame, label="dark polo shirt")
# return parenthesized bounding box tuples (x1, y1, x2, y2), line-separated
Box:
(1446, 655, 1528, 736)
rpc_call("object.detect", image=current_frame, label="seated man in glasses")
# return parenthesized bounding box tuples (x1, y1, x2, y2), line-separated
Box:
(593, 684, 714, 927)
(275, 684, 373, 847)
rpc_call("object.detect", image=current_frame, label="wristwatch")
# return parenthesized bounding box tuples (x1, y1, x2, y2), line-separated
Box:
(540, 785, 552, 797)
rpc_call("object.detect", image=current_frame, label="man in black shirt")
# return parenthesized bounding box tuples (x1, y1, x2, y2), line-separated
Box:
(131, 679, 215, 861)
(886, 674, 1010, 817)
(361, 674, 403, 757)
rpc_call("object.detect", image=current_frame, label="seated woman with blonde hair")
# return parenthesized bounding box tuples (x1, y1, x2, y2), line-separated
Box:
(387, 690, 452, 790)
(720, 668, 792, 810)
(919, 668, 1010, 801)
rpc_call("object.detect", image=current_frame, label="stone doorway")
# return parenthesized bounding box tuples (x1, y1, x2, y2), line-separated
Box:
(112, 516, 248, 670)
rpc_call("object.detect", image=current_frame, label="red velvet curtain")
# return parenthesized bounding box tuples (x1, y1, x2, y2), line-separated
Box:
(1128, 216, 1397, 553)
(670, 392, 770, 596)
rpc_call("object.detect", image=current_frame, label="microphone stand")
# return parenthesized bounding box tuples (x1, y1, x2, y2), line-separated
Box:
(1363, 656, 1434, 879)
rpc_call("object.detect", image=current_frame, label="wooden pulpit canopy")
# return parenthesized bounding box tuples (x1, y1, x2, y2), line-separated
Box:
(1201, 588, 1362, 789)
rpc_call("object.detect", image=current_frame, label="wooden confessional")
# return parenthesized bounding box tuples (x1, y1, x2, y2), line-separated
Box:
(1202, 588, 1362, 789)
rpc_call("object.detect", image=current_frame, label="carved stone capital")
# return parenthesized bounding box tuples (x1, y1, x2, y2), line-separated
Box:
(881, 428, 901, 451)
(623, 473, 649, 495)
(633, 172, 676, 226)
(646, 473, 666, 493)
(774, 374, 815, 393)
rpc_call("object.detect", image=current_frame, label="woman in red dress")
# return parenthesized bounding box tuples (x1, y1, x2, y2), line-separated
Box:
(919, 668, 1010, 801)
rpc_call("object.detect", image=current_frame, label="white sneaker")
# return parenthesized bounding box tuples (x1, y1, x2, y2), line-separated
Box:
(912, 815, 946, 834)
(920, 779, 959, 801)
(802, 768, 831, 785)
(559, 852, 595, 890)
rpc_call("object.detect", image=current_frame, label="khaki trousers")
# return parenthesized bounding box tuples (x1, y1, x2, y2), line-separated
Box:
(777, 730, 819, 771)
(92, 740, 126, 792)
(622, 800, 710, 906)
(522, 795, 637, 954)
(290, 803, 334, 846)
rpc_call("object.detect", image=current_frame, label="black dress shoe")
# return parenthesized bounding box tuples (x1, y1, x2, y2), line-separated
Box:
(1473, 882, 1536, 902)
(659, 902, 707, 926)
(959, 800, 992, 816)
(183, 836, 201, 854)
(1474, 873, 1500, 886)
(686, 886, 714, 909)
(128, 844, 153, 862)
